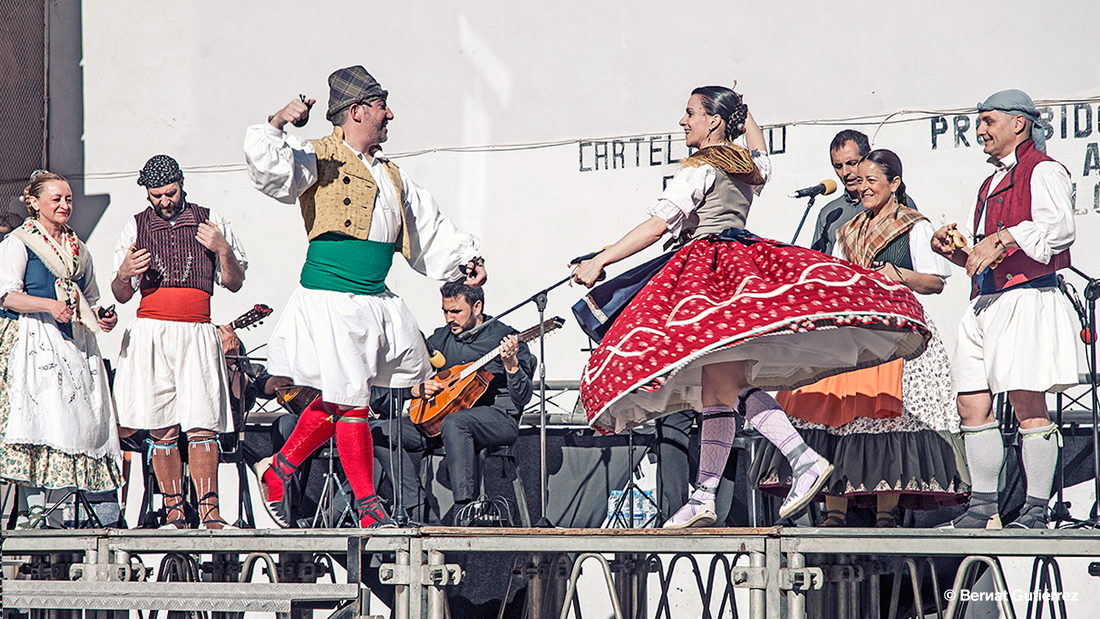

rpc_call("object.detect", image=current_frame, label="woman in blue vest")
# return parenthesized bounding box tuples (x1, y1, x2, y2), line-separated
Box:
(0, 172, 122, 528)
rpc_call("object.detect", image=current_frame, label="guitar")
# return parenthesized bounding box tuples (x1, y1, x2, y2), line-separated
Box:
(221, 304, 273, 401)
(228, 304, 273, 330)
(274, 385, 321, 416)
(410, 317, 565, 437)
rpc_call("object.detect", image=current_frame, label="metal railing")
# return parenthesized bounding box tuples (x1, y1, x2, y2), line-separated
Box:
(4, 527, 1100, 618)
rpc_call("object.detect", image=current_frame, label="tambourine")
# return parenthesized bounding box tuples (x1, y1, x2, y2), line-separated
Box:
(275, 386, 321, 416)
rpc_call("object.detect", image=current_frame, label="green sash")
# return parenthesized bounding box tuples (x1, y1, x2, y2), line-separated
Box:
(300, 233, 396, 295)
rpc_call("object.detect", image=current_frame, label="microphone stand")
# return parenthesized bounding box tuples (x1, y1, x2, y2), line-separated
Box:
(223, 349, 262, 529)
(1068, 266, 1100, 528)
(387, 387, 417, 528)
(790, 193, 820, 245)
(460, 274, 574, 527)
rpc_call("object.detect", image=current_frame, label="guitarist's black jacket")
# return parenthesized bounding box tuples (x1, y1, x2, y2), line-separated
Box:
(426, 317, 537, 418)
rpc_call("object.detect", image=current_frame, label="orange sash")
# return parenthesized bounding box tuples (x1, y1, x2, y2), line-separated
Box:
(136, 288, 212, 322)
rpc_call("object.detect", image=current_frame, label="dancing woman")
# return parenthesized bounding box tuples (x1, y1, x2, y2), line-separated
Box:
(573, 87, 930, 527)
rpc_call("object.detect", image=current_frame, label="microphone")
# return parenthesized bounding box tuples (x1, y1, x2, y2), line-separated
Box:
(421, 332, 446, 369)
(1058, 275, 1093, 344)
(788, 179, 838, 199)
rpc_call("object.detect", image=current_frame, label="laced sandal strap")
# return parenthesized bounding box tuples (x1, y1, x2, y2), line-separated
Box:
(161, 492, 187, 508)
(875, 510, 897, 528)
(356, 495, 382, 516)
(196, 491, 219, 511)
(701, 408, 738, 420)
(787, 445, 814, 476)
(17, 505, 49, 530)
(334, 415, 370, 424)
(969, 493, 998, 508)
(269, 452, 296, 484)
(195, 491, 230, 527)
(160, 492, 189, 527)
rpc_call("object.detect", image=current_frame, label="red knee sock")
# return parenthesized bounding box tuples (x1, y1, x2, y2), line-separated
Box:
(264, 397, 336, 502)
(334, 407, 381, 525)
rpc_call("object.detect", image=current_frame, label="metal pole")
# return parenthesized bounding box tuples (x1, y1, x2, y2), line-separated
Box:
(524, 554, 546, 619)
(790, 194, 818, 245)
(42, 0, 50, 168)
(836, 555, 849, 619)
(750, 551, 766, 619)
(394, 547, 410, 619)
(1089, 290, 1100, 523)
(537, 292, 550, 524)
(766, 537, 782, 619)
(788, 552, 806, 619)
(868, 570, 880, 619)
(408, 537, 424, 619)
(426, 549, 446, 619)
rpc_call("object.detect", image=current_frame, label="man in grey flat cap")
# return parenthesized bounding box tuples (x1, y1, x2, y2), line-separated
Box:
(244, 66, 486, 529)
(932, 89, 1077, 529)
(112, 154, 248, 529)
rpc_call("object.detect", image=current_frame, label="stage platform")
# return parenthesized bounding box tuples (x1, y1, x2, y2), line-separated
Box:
(4, 526, 1100, 619)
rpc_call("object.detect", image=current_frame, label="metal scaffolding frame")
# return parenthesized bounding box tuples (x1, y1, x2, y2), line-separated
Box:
(3, 527, 1100, 619)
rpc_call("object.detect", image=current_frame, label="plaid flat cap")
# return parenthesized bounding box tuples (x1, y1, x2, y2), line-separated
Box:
(327, 65, 388, 120)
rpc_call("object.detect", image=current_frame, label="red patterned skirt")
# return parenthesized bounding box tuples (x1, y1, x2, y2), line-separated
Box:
(580, 230, 930, 434)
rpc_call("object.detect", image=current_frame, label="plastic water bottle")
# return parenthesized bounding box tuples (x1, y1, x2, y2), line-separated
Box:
(63, 498, 75, 527)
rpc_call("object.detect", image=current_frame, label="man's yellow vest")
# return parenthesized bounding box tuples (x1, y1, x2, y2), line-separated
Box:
(299, 126, 411, 258)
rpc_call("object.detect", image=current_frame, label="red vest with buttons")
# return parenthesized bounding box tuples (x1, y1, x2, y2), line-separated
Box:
(971, 139, 1071, 299)
(134, 204, 216, 294)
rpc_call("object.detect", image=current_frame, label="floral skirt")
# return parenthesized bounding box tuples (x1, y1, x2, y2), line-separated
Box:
(0, 316, 122, 491)
(580, 230, 931, 435)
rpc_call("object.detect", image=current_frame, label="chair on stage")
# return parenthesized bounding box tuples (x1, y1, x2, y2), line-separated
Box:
(419, 441, 532, 527)
(1, 483, 114, 530)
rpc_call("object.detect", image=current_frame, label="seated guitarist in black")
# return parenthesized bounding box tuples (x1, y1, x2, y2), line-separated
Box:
(373, 281, 535, 524)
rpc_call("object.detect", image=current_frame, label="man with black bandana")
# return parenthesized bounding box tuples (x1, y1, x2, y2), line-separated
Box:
(112, 155, 247, 529)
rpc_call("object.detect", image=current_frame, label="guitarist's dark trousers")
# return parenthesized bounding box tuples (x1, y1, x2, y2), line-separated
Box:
(372, 406, 518, 522)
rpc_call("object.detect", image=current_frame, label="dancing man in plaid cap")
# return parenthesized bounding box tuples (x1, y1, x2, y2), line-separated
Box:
(113, 154, 248, 529)
(244, 66, 486, 528)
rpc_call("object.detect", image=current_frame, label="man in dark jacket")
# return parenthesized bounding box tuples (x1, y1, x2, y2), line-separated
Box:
(374, 281, 535, 523)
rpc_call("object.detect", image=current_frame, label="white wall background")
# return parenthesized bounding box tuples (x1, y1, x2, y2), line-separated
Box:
(75, 0, 1100, 383)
